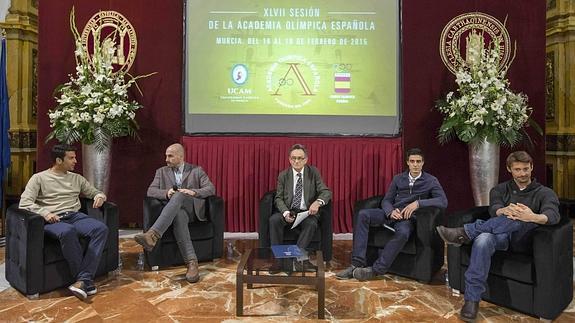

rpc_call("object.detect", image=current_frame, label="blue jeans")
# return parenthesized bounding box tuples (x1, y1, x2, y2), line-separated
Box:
(351, 208, 414, 275)
(462, 216, 538, 301)
(44, 212, 109, 283)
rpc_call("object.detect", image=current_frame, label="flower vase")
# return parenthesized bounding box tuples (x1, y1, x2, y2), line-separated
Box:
(468, 138, 499, 206)
(82, 137, 112, 195)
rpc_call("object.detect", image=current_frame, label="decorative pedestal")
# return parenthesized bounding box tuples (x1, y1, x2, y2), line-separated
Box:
(468, 139, 499, 206)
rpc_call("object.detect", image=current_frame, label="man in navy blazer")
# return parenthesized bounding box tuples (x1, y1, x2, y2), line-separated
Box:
(269, 144, 332, 271)
(135, 143, 215, 283)
(337, 148, 447, 281)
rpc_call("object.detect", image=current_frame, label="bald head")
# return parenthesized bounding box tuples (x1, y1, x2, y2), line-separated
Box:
(165, 143, 185, 168)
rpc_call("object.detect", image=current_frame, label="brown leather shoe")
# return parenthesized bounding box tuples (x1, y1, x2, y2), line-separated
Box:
(436, 226, 471, 247)
(134, 229, 161, 251)
(460, 300, 479, 321)
(186, 259, 200, 283)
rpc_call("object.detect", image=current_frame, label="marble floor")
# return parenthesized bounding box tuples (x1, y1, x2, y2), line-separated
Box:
(0, 237, 574, 322)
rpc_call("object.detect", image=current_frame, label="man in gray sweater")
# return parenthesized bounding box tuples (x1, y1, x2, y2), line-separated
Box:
(19, 144, 108, 301)
(437, 151, 560, 321)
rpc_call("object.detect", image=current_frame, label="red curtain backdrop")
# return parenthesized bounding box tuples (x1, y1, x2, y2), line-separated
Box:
(183, 136, 402, 232)
(37, 0, 545, 230)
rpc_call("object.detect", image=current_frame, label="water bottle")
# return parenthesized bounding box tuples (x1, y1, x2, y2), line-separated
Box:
(117, 253, 123, 273)
(137, 252, 145, 271)
(227, 241, 234, 259)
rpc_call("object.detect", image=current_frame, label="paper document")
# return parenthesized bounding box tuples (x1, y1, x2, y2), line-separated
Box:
(271, 244, 303, 258)
(291, 211, 310, 229)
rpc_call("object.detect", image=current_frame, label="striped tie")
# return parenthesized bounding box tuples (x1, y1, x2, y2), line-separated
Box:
(291, 173, 303, 209)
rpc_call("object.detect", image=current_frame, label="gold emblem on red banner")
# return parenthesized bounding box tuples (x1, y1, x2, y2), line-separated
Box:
(80, 11, 137, 74)
(439, 12, 511, 75)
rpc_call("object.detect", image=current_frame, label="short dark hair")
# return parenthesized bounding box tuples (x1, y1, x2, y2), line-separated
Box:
(51, 144, 76, 164)
(405, 148, 424, 161)
(506, 151, 533, 167)
(289, 144, 308, 157)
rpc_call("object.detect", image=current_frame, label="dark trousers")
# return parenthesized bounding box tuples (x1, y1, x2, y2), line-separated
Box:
(43, 212, 109, 283)
(462, 216, 538, 301)
(269, 211, 319, 250)
(351, 208, 414, 275)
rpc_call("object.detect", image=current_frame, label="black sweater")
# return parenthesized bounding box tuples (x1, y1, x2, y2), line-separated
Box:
(488, 179, 560, 225)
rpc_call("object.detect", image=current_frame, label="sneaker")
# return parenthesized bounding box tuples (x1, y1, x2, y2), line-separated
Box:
(335, 265, 356, 280)
(85, 281, 97, 296)
(353, 267, 375, 281)
(68, 281, 88, 300)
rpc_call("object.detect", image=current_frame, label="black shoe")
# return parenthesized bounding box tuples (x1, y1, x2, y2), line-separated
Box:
(437, 226, 471, 247)
(352, 267, 376, 281)
(294, 259, 318, 272)
(68, 281, 88, 301)
(335, 265, 356, 280)
(460, 300, 479, 322)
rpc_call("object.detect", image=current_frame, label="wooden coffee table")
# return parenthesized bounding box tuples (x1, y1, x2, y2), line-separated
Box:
(236, 248, 325, 319)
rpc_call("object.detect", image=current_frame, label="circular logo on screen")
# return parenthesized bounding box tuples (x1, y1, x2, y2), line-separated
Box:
(266, 55, 320, 109)
(439, 12, 511, 75)
(231, 64, 248, 85)
(81, 10, 137, 74)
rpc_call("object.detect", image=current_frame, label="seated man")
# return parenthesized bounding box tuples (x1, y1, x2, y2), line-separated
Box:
(134, 143, 215, 283)
(270, 144, 332, 271)
(337, 148, 447, 281)
(437, 151, 560, 321)
(19, 144, 109, 301)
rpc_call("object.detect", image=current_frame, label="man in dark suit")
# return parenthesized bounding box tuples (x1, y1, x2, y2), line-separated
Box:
(134, 143, 215, 283)
(269, 144, 332, 271)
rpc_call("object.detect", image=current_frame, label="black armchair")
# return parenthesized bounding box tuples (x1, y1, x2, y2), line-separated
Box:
(258, 190, 333, 261)
(446, 206, 573, 320)
(353, 195, 445, 282)
(5, 198, 119, 297)
(142, 195, 224, 268)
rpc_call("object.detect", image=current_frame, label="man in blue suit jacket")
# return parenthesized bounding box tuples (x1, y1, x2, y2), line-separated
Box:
(337, 148, 447, 281)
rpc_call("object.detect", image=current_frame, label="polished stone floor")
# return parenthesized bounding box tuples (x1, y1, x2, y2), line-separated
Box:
(0, 237, 574, 322)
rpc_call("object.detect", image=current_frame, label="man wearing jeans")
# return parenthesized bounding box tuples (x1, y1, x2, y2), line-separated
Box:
(336, 148, 447, 281)
(19, 144, 109, 301)
(437, 151, 560, 321)
(134, 143, 215, 283)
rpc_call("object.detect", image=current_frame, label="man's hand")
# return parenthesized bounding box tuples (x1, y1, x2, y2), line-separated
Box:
(496, 205, 514, 217)
(92, 194, 106, 208)
(506, 203, 537, 222)
(167, 188, 177, 199)
(390, 208, 402, 220)
(401, 201, 419, 219)
(43, 213, 60, 224)
(178, 188, 197, 197)
(283, 211, 295, 223)
(309, 201, 321, 215)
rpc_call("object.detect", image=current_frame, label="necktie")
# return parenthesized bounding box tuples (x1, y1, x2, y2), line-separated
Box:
(291, 173, 303, 210)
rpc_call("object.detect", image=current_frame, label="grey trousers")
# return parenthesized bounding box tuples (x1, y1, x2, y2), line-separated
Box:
(151, 192, 197, 262)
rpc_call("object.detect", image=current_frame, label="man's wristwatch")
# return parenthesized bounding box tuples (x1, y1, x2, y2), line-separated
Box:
(317, 199, 325, 206)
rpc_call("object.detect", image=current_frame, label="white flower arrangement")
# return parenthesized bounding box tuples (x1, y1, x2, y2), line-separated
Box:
(436, 41, 539, 146)
(47, 8, 154, 151)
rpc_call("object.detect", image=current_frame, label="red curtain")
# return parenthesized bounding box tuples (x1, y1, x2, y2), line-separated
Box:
(182, 136, 402, 233)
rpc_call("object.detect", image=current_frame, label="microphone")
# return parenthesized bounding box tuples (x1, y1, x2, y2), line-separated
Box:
(172, 184, 179, 192)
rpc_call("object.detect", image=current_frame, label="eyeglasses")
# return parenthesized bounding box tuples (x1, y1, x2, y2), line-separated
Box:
(290, 156, 306, 161)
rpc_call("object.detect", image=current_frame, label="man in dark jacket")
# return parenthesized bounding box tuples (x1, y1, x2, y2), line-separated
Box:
(269, 144, 332, 271)
(336, 148, 448, 281)
(437, 151, 560, 321)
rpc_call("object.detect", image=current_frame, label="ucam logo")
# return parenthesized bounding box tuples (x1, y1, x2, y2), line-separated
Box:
(227, 88, 252, 95)
(231, 64, 248, 85)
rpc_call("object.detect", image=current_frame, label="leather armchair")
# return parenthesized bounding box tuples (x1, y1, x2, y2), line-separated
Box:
(5, 198, 119, 297)
(446, 206, 573, 320)
(258, 190, 333, 261)
(353, 195, 445, 282)
(142, 195, 224, 268)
